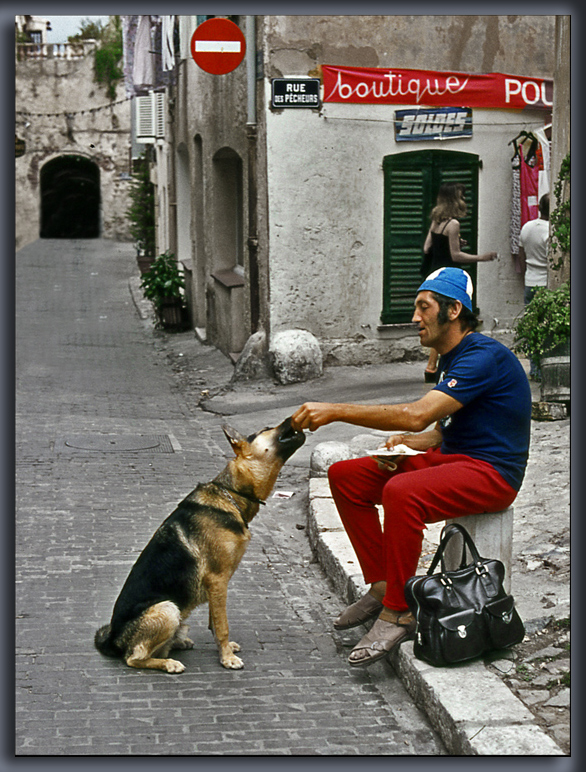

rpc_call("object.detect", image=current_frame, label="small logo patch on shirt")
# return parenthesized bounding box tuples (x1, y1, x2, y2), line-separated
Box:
(448, 378, 458, 388)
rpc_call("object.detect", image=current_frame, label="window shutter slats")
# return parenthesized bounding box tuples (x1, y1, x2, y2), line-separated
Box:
(135, 95, 155, 143)
(382, 151, 480, 324)
(135, 91, 166, 143)
(154, 92, 166, 138)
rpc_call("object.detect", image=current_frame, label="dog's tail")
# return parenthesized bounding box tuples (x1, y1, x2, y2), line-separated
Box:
(94, 624, 121, 658)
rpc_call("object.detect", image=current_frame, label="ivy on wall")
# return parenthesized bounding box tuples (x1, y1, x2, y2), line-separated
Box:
(549, 152, 570, 269)
(69, 16, 123, 101)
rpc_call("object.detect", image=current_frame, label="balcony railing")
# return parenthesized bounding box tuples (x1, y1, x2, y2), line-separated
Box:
(16, 40, 97, 61)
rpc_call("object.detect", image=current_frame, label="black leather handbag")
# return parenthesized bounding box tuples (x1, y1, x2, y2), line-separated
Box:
(404, 522, 525, 667)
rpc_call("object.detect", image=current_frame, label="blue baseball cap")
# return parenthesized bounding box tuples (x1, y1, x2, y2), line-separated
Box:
(417, 267, 474, 312)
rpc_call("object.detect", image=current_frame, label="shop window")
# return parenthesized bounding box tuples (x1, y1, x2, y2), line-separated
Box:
(381, 149, 481, 324)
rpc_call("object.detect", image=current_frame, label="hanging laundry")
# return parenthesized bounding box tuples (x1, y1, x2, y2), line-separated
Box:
(122, 16, 139, 98)
(162, 16, 175, 72)
(132, 15, 154, 91)
(510, 132, 542, 272)
(534, 126, 551, 201)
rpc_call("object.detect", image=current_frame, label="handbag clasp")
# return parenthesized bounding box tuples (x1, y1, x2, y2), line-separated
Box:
(457, 625, 467, 638)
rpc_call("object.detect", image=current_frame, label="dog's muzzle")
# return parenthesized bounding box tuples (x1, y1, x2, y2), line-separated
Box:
(277, 417, 306, 458)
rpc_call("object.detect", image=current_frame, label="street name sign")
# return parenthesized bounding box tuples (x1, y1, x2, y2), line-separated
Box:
(271, 78, 321, 108)
(190, 18, 246, 75)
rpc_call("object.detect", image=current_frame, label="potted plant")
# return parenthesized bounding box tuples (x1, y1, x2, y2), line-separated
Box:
(140, 251, 186, 330)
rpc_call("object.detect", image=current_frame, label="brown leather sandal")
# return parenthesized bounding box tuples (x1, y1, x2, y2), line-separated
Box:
(347, 611, 416, 668)
(333, 592, 383, 630)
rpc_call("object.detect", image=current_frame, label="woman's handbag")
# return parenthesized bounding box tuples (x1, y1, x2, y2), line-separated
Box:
(404, 522, 525, 667)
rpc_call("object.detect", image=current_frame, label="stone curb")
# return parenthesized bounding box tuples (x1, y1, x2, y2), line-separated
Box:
(307, 478, 564, 756)
(128, 275, 156, 322)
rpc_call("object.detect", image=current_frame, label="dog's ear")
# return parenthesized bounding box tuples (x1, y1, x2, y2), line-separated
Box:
(222, 425, 248, 455)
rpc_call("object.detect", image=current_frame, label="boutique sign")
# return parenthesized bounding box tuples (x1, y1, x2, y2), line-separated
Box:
(322, 65, 553, 111)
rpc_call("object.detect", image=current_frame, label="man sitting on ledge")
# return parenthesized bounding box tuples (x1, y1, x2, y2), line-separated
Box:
(291, 267, 532, 668)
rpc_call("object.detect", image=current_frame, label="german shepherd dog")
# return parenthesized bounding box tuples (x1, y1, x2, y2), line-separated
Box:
(94, 417, 305, 673)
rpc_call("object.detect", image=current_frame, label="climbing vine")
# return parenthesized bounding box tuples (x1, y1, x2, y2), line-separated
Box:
(69, 16, 123, 101)
(549, 152, 570, 270)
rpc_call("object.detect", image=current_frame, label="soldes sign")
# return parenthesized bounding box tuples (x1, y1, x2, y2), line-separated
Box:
(322, 65, 553, 111)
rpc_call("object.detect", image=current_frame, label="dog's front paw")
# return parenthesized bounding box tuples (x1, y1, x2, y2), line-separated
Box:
(164, 658, 186, 674)
(221, 652, 244, 669)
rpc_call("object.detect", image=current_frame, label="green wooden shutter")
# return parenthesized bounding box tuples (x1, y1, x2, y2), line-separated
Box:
(382, 150, 481, 323)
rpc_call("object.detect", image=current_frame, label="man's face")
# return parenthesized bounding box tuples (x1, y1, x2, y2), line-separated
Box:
(412, 291, 446, 349)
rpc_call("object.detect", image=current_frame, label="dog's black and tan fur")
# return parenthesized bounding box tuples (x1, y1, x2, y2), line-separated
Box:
(94, 417, 305, 673)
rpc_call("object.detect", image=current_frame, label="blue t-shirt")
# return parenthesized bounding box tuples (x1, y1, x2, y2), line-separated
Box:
(434, 333, 532, 491)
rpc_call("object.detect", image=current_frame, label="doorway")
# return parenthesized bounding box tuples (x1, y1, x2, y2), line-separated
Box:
(40, 155, 100, 238)
(382, 149, 481, 323)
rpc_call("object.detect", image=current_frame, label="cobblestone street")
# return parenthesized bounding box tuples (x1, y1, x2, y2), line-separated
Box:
(15, 239, 445, 756)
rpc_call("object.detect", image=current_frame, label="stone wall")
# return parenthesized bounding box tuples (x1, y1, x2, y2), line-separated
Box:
(15, 45, 132, 250)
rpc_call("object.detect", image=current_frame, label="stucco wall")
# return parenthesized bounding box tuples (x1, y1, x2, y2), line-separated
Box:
(15, 51, 132, 251)
(173, 27, 251, 352)
(263, 15, 555, 79)
(259, 15, 555, 363)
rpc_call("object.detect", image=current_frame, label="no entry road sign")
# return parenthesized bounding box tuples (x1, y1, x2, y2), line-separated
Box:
(191, 18, 246, 75)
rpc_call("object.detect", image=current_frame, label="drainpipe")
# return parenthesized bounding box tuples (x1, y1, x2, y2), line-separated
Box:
(245, 15, 260, 333)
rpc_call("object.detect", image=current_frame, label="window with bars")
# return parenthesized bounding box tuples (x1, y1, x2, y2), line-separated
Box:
(381, 149, 481, 324)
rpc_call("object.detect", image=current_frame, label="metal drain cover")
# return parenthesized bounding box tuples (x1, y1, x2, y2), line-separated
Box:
(56, 434, 175, 454)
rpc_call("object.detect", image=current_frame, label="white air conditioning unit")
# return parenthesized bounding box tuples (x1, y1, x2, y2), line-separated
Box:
(135, 91, 166, 144)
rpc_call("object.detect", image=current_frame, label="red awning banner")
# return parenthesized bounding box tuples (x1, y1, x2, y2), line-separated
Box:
(322, 65, 553, 111)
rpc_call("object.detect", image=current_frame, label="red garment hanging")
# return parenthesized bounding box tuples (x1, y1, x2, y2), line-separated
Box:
(510, 135, 542, 271)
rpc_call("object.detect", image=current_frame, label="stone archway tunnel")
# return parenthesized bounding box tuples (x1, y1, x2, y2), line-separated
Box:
(40, 155, 100, 238)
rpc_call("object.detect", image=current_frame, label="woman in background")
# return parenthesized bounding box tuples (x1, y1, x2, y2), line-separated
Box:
(421, 183, 497, 382)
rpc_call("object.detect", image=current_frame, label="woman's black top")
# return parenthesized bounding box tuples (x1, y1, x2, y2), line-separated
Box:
(429, 219, 454, 272)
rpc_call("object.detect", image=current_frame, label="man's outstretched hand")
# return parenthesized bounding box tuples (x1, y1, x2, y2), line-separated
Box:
(291, 402, 336, 432)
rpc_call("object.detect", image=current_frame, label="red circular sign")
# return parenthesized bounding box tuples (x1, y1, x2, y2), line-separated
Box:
(191, 18, 246, 75)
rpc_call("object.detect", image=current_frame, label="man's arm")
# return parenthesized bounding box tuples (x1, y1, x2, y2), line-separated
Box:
(518, 245, 527, 276)
(291, 389, 463, 433)
(385, 424, 443, 452)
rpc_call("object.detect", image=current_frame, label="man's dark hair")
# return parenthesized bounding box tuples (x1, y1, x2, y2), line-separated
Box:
(431, 292, 480, 331)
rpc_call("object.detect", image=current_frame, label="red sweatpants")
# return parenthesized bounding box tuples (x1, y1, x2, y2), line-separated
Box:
(327, 449, 517, 611)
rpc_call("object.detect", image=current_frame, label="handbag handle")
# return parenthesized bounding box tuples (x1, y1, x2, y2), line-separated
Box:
(427, 522, 482, 576)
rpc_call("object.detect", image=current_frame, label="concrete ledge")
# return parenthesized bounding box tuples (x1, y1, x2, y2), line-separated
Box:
(390, 644, 562, 755)
(307, 478, 564, 756)
(446, 509, 513, 594)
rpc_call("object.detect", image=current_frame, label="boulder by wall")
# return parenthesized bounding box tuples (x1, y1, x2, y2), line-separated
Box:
(310, 433, 384, 477)
(232, 330, 271, 381)
(269, 329, 323, 385)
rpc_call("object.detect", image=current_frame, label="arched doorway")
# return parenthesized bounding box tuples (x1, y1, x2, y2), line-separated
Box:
(40, 155, 101, 238)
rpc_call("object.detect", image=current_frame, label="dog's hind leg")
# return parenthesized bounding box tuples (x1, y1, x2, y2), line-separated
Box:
(206, 577, 243, 669)
(124, 601, 186, 673)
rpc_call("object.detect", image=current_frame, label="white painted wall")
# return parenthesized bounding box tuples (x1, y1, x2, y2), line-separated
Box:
(265, 100, 547, 361)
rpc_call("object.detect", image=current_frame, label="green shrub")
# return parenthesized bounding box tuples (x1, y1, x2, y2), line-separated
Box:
(140, 252, 185, 310)
(127, 154, 156, 257)
(515, 282, 570, 367)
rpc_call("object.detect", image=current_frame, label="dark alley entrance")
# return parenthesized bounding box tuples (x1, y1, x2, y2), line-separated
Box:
(40, 155, 101, 238)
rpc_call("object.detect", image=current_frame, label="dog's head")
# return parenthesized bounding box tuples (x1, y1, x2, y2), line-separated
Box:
(222, 417, 306, 500)
(223, 416, 306, 464)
